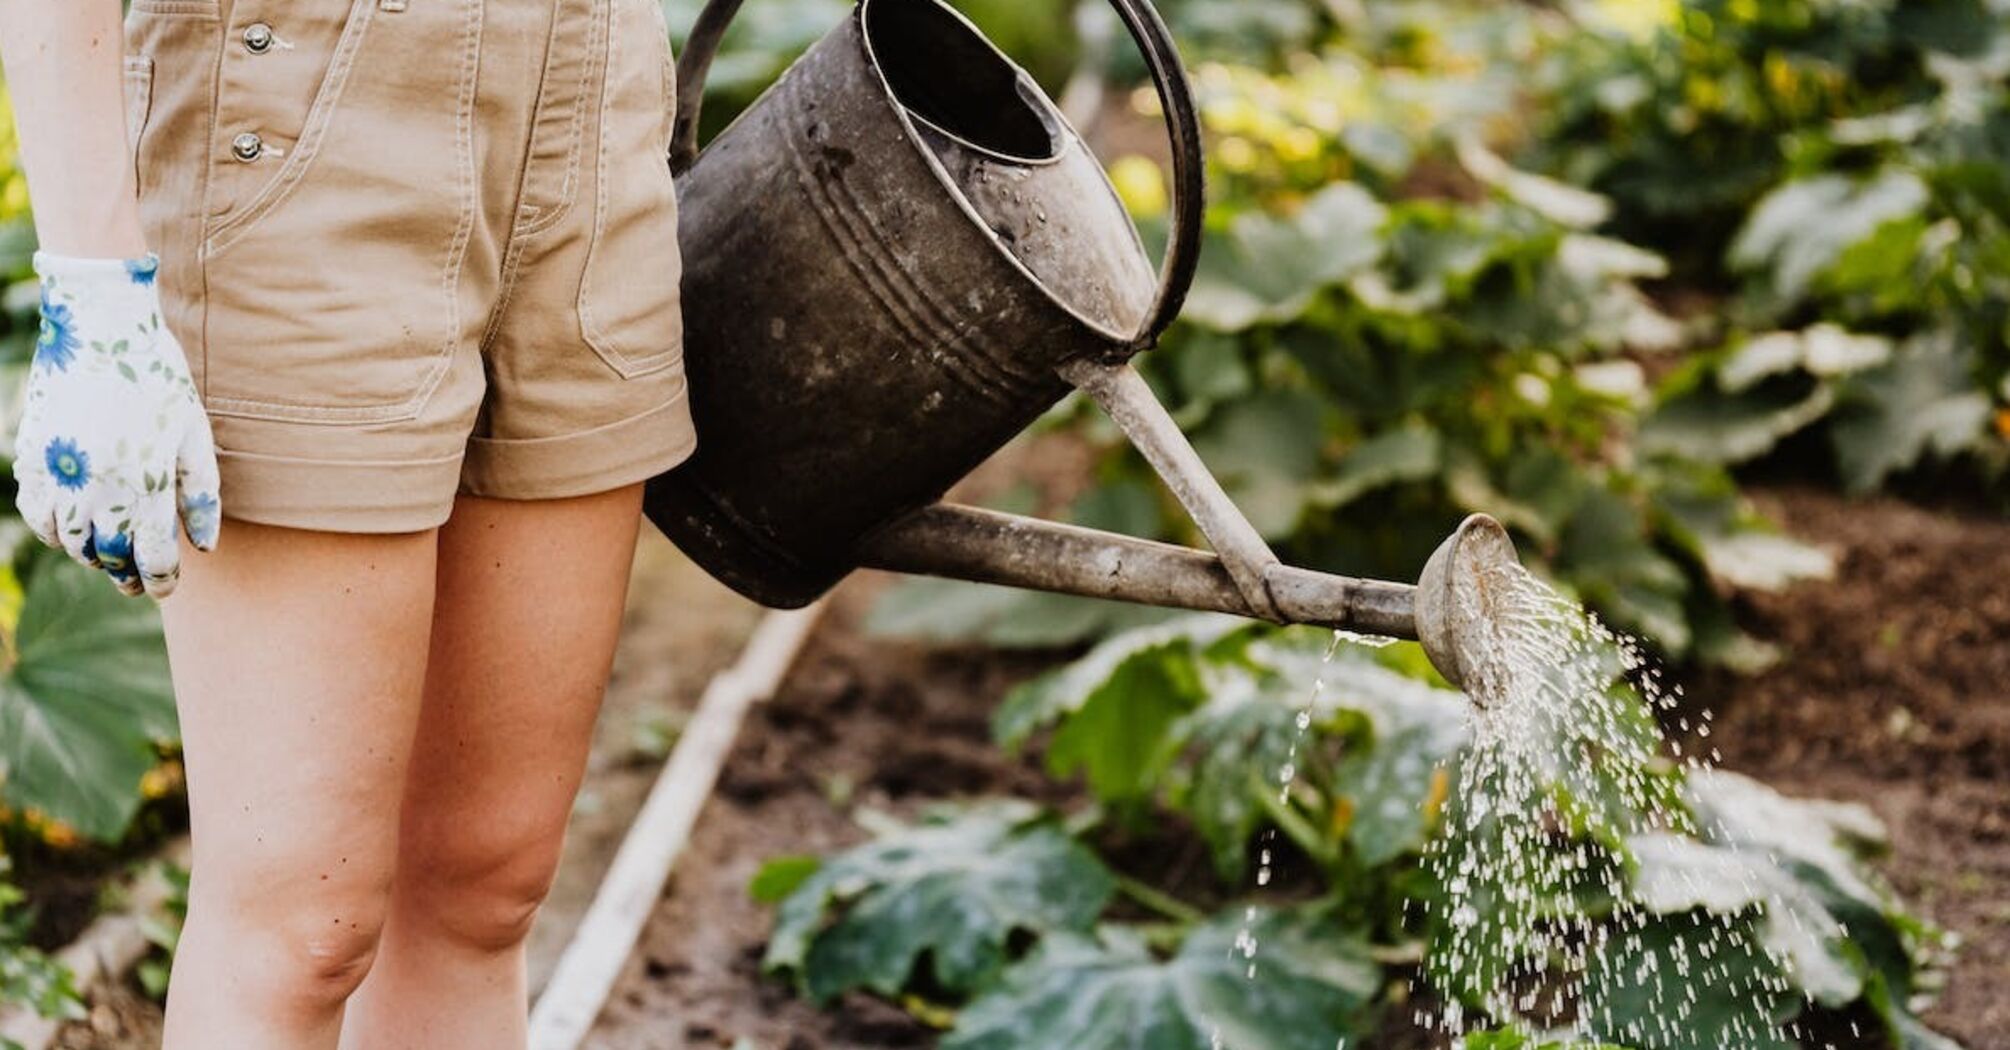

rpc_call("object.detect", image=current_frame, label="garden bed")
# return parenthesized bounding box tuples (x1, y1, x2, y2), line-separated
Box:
(586, 484, 2009, 1050)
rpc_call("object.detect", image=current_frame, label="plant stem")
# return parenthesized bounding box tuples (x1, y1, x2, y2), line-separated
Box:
(1113, 873, 1205, 926)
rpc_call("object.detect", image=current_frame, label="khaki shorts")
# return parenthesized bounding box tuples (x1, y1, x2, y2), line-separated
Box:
(124, 0, 696, 533)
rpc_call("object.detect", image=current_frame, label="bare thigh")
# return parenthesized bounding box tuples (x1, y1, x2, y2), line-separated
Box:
(158, 521, 437, 1040)
(393, 487, 644, 931)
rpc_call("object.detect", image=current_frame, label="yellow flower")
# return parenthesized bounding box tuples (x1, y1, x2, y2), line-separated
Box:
(1108, 156, 1168, 219)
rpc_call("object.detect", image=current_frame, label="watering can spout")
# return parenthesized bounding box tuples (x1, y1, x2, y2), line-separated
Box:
(857, 506, 1520, 693)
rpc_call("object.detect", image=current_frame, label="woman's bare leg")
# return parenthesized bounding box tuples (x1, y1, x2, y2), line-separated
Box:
(339, 486, 644, 1050)
(160, 522, 439, 1050)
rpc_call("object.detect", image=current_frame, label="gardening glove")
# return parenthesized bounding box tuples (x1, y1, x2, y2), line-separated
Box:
(14, 252, 221, 598)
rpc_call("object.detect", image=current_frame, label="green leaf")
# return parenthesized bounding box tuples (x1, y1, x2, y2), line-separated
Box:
(1626, 832, 1860, 1005)
(1190, 389, 1329, 539)
(1654, 472, 1834, 592)
(1639, 375, 1835, 465)
(1579, 912, 1799, 1050)
(1462, 1028, 1634, 1050)
(0, 551, 175, 841)
(749, 856, 822, 906)
(1556, 486, 1692, 652)
(1306, 423, 1443, 510)
(1184, 184, 1388, 331)
(1322, 658, 1468, 866)
(1718, 326, 1893, 391)
(944, 907, 1381, 1050)
(763, 802, 1115, 1002)
(1729, 171, 1930, 303)
(1830, 331, 1993, 493)
(994, 616, 1247, 751)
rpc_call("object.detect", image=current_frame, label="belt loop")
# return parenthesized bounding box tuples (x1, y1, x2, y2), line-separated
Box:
(379, 0, 407, 10)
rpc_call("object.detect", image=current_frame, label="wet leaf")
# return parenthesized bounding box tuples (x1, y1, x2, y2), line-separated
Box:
(1627, 832, 1859, 1005)
(1580, 911, 1799, 1050)
(944, 907, 1380, 1050)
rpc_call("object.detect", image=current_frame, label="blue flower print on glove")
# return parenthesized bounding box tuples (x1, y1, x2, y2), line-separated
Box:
(14, 253, 223, 599)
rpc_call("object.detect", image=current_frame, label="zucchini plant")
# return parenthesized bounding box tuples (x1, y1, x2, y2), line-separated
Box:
(754, 622, 1962, 1049)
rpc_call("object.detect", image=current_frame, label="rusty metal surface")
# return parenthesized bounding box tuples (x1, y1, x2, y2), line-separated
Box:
(1060, 359, 1284, 621)
(859, 504, 1421, 640)
(646, 0, 1200, 607)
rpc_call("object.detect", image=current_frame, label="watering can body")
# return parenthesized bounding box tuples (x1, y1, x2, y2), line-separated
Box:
(644, 0, 1516, 687)
(647, 0, 1161, 607)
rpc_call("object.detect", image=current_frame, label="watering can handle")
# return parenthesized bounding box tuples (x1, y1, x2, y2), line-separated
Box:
(668, 0, 1206, 352)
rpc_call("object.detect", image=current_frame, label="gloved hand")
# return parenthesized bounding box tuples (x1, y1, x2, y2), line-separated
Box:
(14, 252, 221, 598)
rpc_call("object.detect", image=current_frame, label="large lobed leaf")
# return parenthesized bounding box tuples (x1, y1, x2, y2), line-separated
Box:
(0, 550, 176, 842)
(1183, 183, 1388, 332)
(944, 907, 1381, 1050)
(762, 802, 1115, 1002)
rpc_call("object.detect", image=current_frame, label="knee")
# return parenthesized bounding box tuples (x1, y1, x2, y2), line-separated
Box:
(193, 869, 392, 1015)
(398, 822, 566, 953)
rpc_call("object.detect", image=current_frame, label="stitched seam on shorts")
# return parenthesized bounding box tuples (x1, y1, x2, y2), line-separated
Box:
(512, 0, 599, 241)
(480, 0, 602, 354)
(197, 14, 223, 404)
(204, 0, 484, 425)
(216, 446, 466, 468)
(465, 373, 689, 448)
(123, 59, 155, 207)
(575, 0, 659, 376)
(203, 0, 377, 256)
(132, 0, 219, 15)
(576, 0, 683, 376)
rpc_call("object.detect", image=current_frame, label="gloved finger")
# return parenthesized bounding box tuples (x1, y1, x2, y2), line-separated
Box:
(133, 497, 183, 600)
(177, 421, 222, 553)
(90, 512, 144, 598)
(54, 500, 100, 570)
(12, 470, 62, 549)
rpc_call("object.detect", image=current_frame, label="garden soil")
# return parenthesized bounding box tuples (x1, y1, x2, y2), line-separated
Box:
(587, 485, 2009, 1050)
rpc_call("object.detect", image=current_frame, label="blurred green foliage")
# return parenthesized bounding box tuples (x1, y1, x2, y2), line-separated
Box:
(872, 0, 2007, 667)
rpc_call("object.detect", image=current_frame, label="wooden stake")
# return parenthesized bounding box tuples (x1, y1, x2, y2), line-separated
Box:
(527, 602, 827, 1050)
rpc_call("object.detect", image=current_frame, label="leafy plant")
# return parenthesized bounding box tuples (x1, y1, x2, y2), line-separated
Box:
(754, 620, 1964, 1048)
(134, 859, 188, 1002)
(0, 547, 177, 843)
(1540, 0, 2010, 493)
(945, 907, 1381, 1050)
(0, 855, 84, 1044)
(759, 801, 1115, 1002)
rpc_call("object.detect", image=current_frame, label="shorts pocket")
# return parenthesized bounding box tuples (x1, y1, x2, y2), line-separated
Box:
(203, 0, 375, 247)
(198, 0, 483, 424)
(576, 0, 684, 379)
(122, 57, 155, 193)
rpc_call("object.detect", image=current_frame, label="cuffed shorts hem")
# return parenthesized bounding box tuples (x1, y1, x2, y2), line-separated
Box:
(214, 390, 698, 534)
(461, 390, 698, 502)
(217, 448, 466, 534)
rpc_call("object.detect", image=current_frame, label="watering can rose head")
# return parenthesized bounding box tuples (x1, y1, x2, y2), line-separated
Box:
(1414, 514, 1523, 700)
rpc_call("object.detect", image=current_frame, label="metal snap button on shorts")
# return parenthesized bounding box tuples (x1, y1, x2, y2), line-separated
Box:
(122, 0, 696, 533)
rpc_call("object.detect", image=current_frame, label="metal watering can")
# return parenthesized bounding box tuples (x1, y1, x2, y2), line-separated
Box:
(645, 0, 1519, 688)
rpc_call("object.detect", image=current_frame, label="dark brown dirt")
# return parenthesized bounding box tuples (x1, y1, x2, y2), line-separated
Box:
(1692, 487, 2010, 1050)
(587, 604, 1056, 1050)
(591, 485, 2009, 1050)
